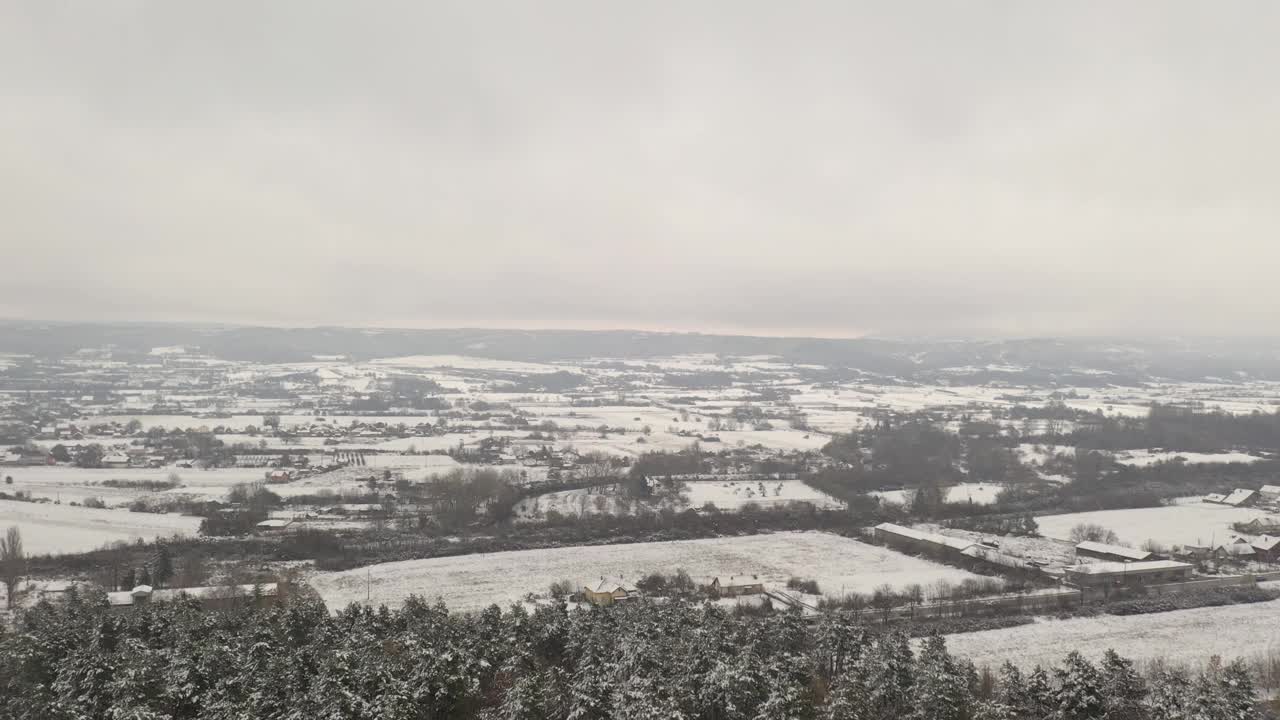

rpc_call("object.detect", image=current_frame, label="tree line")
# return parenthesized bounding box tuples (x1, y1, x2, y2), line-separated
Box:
(0, 592, 1268, 719)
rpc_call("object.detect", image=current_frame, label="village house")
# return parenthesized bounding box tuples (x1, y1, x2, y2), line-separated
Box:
(1251, 535, 1280, 563)
(1259, 485, 1280, 502)
(710, 575, 765, 597)
(1212, 540, 1257, 562)
(582, 577, 637, 606)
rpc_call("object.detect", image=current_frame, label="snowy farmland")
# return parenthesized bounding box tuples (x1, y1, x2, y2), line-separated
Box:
(1035, 502, 1274, 549)
(944, 593, 1280, 670)
(1111, 449, 1264, 467)
(308, 531, 993, 611)
(0, 500, 201, 555)
(870, 483, 1005, 507)
(1, 465, 272, 506)
(515, 479, 842, 519)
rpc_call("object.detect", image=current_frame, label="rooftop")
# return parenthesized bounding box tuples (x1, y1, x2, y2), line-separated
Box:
(1064, 560, 1191, 576)
(873, 523, 976, 552)
(1075, 541, 1152, 561)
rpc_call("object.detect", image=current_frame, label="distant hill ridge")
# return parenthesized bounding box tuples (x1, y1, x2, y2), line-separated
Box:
(2, 321, 1280, 384)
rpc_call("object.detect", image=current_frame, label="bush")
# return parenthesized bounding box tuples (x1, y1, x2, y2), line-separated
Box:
(1069, 523, 1120, 545)
(787, 577, 820, 595)
(82, 497, 107, 509)
(549, 579, 574, 598)
(1105, 586, 1280, 615)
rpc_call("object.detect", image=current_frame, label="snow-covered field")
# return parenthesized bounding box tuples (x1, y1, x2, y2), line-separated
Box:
(0, 458, 475, 507)
(682, 479, 843, 510)
(0, 499, 201, 555)
(2, 466, 271, 505)
(308, 531, 992, 611)
(1036, 503, 1274, 549)
(871, 483, 1005, 506)
(945, 595, 1280, 669)
(1112, 450, 1264, 467)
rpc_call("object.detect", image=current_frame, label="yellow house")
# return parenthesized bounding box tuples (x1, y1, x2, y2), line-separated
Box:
(582, 577, 636, 606)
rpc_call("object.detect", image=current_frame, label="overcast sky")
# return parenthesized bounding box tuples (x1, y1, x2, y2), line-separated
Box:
(2, 2, 1278, 338)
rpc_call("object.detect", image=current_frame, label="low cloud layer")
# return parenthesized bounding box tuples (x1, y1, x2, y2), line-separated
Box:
(2, 2, 1278, 337)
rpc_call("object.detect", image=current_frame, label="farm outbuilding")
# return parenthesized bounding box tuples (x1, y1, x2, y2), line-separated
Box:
(255, 518, 295, 534)
(1074, 541, 1153, 563)
(1062, 560, 1192, 589)
(872, 523, 975, 560)
(1213, 489, 1259, 507)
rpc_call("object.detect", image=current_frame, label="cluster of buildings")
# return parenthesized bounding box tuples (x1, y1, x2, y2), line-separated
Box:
(579, 574, 767, 606)
(106, 582, 290, 612)
(1203, 484, 1280, 509)
(872, 523, 1200, 592)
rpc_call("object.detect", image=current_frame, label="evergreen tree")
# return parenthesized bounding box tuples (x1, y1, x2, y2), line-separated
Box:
(152, 544, 174, 588)
(912, 635, 973, 720)
(1099, 649, 1147, 720)
(1145, 670, 1192, 720)
(1054, 651, 1106, 720)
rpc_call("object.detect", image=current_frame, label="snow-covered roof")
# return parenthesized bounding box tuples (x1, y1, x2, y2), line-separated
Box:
(1205, 493, 1227, 503)
(1224, 489, 1257, 506)
(1075, 541, 1152, 561)
(256, 518, 293, 529)
(1252, 535, 1280, 551)
(1064, 560, 1191, 576)
(1216, 543, 1256, 556)
(590, 578, 634, 594)
(712, 575, 763, 587)
(960, 544, 1032, 570)
(873, 523, 975, 552)
(1258, 485, 1280, 496)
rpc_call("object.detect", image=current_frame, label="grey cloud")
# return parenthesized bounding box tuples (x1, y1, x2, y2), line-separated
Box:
(2, 1, 1279, 337)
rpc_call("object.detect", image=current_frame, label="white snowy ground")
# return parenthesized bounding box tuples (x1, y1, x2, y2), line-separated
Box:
(1035, 502, 1275, 549)
(0, 499, 200, 555)
(308, 531, 993, 612)
(944, 593, 1280, 670)
(870, 483, 1005, 507)
(1111, 450, 1263, 467)
(2, 466, 271, 505)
